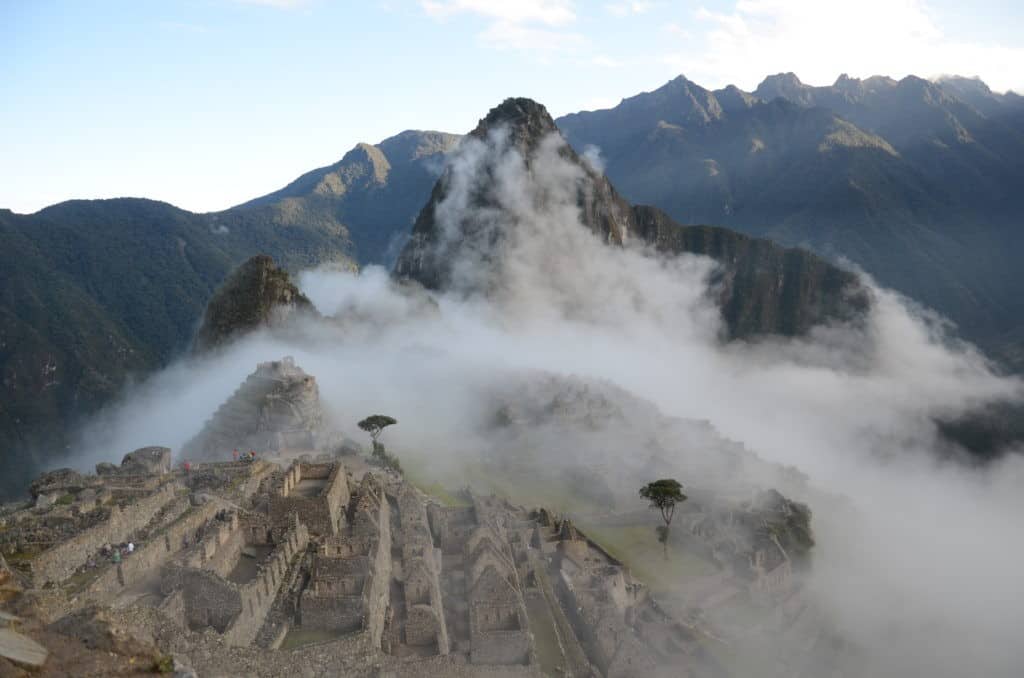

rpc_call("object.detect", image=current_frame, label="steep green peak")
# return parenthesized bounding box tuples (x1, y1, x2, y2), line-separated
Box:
(193, 254, 315, 352)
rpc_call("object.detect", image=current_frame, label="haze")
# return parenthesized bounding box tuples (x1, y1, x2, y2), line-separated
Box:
(70, 128, 1024, 676)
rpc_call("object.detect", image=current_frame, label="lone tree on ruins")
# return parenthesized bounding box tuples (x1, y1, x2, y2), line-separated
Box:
(639, 478, 687, 553)
(357, 415, 401, 473)
(358, 415, 397, 449)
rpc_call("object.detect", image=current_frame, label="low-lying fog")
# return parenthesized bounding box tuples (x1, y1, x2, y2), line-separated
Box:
(70, 130, 1024, 676)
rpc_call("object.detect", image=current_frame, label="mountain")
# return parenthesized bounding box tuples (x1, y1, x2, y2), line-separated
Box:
(7, 73, 1022, 496)
(0, 131, 456, 499)
(230, 130, 460, 267)
(395, 97, 869, 339)
(557, 74, 1024, 369)
(194, 255, 315, 352)
(0, 200, 231, 498)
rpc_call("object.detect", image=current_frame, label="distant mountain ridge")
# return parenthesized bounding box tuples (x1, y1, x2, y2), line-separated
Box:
(4, 71, 1024, 498)
(232, 130, 460, 266)
(395, 97, 869, 340)
(0, 130, 456, 498)
(556, 72, 1024, 369)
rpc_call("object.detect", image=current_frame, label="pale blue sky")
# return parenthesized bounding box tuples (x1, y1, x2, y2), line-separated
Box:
(2, 0, 1021, 214)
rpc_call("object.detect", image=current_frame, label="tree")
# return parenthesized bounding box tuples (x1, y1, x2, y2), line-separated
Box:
(358, 415, 398, 470)
(639, 479, 687, 551)
(358, 415, 397, 445)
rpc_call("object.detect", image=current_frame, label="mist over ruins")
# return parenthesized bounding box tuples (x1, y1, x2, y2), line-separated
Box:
(3, 5, 1024, 675)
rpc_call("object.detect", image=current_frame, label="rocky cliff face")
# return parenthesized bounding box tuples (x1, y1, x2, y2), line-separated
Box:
(557, 73, 1024, 368)
(395, 97, 868, 339)
(194, 255, 315, 352)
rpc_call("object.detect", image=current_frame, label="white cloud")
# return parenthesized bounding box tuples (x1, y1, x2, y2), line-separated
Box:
(477, 21, 585, 51)
(663, 21, 690, 38)
(590, 54, 621, 68)
(421, 0, 584, 52)
(75, 129, 1024, 676)
(420, 0, 576, 26)
(232, 0, 308, 8)
(605, 1, 653, 16)
(666, 0, 1024, 93)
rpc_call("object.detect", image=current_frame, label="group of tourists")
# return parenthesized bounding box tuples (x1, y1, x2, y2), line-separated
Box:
(102, 541, 134, 564)
(232, 448, 257, 463)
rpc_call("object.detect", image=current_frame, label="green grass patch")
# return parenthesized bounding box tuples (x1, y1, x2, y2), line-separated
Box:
(575, 523, 717, 594)
(3, 549, 41, 563)
(402, 462, 470, 507)
(417, 482, 468, 507)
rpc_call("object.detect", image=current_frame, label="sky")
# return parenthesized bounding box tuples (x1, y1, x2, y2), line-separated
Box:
(2, 0, 1022, 214)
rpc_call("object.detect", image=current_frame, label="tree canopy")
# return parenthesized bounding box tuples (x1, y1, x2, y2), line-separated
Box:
(639, 478, 687, 526)
(358, 415, 397, 441)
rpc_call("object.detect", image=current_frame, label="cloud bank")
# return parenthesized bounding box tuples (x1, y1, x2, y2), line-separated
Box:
(668, 0, 1024, 93)
(71, 128, 1024, 676)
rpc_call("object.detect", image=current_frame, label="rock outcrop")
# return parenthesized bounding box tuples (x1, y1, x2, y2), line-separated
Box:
(181, 357, 323, 459)
(119, 447, 172, 476)
(395, 97, 869, 339)
(194, 255, 315, 352)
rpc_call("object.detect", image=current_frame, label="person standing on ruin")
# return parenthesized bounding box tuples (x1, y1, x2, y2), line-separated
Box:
(233, 448, 239, 462)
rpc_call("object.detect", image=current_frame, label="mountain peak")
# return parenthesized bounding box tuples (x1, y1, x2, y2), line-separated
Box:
(759, 72, 804, 89)
(936, 74, 993, 95)
(714, 84, 760, 113)
(834, 72, 862, 90)
(470, 98, 558, 150)
(665, 74, 705, 90)
(377, 129, 462, 162)
(194, 255, 315, 352)
(755, 72, 812, 104)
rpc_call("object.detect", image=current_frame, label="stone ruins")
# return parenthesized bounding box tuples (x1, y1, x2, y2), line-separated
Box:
(0, 359, 823, 677)
(181, 357, 324, 460)
(0, 450, 760, 676)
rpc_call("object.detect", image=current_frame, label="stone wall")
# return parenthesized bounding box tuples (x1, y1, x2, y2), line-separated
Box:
(30, 483, 177, 586)
(298, 476, 391, 647)
(269, 463, 348, 537)
(301, 592, 365, 632)
(158, 588, 186, 628)
(406, 604, 445, 649)
(526, 551, 593, 676)
(224, 517, 309, 647)
(82, 498, 217, 603)
(360, 481, 392, 649)
(427, 505, 476, 555)
(202, 515, 245, 578)
(165, 514, 310, 647)
(182, 568, 243, 633)
(396, 485, 449, 656)
(470, 630, 533, 665)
